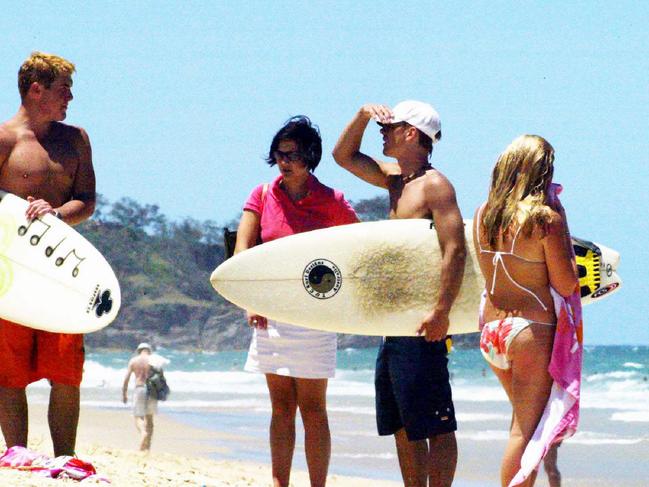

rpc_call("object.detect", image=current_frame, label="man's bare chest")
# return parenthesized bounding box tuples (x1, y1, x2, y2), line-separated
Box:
(4, 137, 78, 187)
(388, 181, 431, 220)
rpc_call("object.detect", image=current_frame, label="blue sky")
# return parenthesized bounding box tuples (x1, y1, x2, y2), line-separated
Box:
(1, 2, 647, 345)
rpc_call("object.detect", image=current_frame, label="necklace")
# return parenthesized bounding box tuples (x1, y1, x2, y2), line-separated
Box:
(401, 163, 433, 183)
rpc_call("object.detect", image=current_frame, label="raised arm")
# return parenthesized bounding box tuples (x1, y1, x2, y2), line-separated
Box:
(332, 104, 396, 188)
(417, 175, 467, 341)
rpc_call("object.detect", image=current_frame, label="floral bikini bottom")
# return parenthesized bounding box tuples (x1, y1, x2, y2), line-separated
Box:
(480, 317, 556, 370)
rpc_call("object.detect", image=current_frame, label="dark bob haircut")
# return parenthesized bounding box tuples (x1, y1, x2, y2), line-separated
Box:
(266, 115, 322, 172)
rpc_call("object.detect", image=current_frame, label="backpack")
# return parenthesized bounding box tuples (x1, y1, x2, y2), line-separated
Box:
(146, 366, 170, 401)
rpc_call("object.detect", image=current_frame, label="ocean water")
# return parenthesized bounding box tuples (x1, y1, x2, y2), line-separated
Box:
(26, 345, 649, 484)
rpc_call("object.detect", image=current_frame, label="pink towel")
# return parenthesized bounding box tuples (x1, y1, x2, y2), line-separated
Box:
(0, 446, 110, 483)
(509, 185, 583, 486)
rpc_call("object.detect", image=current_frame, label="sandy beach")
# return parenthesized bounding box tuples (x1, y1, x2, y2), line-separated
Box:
(3, 345, 648, 486)
(0, 400, 647, 486)
(2, 402, 647, 487)
(0, 404, 401, 486)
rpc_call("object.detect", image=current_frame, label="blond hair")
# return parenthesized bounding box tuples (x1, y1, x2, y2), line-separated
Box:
(482, 135, 555, 248)
(18, 51, 75, 99)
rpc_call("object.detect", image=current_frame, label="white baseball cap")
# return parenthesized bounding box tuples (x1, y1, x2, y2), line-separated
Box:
(385, 100, 442, 143)
(136, 342, 152, 352)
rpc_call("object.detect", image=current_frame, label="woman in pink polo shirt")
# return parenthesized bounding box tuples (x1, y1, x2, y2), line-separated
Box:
(234, 116, 358, 487)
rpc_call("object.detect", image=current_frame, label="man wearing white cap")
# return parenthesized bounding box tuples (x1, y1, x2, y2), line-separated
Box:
(333, 101, 466, 487)
(122, 343, 158, 452)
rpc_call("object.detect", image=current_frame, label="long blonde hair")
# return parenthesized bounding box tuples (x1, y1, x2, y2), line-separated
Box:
(482, 135, 555, 248)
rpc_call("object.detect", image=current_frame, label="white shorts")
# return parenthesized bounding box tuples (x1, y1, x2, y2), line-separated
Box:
(244, 320, 337, 379)
(133, 385, 157, 417)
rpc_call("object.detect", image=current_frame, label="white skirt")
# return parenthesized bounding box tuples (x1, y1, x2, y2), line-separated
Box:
(244, 320, 337, 379)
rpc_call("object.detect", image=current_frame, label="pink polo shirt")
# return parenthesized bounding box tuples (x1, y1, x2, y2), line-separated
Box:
(243, 174, 358, 243)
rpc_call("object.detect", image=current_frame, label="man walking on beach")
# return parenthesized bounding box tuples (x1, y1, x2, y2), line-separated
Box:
(333, 100, 466, 487)
(122, 343, 158, 452)
(0, 52, 96, 456)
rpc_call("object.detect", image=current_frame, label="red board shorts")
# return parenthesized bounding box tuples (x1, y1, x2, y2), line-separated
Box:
(0, 318, 84, 388)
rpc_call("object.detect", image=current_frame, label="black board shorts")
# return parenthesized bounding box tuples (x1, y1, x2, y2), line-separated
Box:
(375, 336, 457, 441)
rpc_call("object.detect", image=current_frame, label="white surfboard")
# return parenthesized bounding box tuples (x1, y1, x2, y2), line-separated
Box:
(0, 191, 121, 333)
(211, 220, 621, 336)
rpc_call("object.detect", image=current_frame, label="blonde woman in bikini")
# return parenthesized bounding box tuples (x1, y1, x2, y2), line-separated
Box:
(473, 135, 578, 487)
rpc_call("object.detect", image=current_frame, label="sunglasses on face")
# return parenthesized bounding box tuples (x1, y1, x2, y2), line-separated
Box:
(378, 121, 409, 132)
(273, 150, 304, 163)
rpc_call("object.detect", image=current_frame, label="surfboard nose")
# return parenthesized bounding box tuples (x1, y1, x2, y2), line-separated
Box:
(210, 258, 234, 293)
(210, 266, 222, 292)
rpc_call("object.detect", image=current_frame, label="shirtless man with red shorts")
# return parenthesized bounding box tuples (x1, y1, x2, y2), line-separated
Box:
(0, 52, 96, 456)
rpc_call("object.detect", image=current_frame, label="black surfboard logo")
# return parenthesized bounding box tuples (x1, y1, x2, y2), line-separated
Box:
(591, 283, 619, 299)
(93, 289, 114, 317)
(303, 259, 342, 300)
